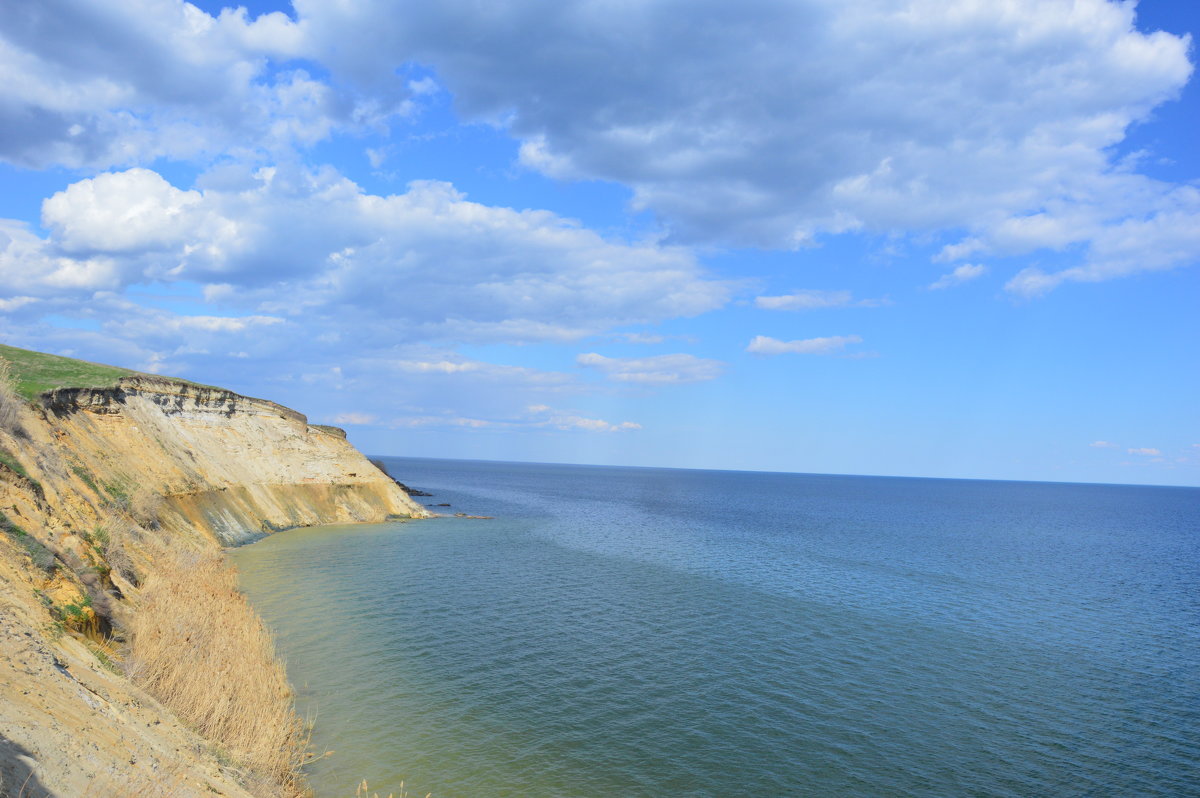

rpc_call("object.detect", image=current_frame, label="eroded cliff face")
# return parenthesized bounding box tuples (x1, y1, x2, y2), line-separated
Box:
(0, 375, 429, 796)
(29, 376, 429, 545)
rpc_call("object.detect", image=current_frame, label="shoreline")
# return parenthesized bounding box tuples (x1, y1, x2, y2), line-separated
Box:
(0, 346, 428, 796)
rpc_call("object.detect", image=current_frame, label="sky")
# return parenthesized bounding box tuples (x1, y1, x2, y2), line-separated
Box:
(0, 0, 1197, 486)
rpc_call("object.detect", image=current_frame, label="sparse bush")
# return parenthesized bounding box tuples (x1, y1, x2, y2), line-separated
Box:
(53, 594, 96, 633)
(124, 546, 309, 795)
(101, 479, 164, 528)
(0, 446, 29, 479)
(70, 461, 101, 494)
(88, 519, 139, 587)
(105, 479, 131, 510)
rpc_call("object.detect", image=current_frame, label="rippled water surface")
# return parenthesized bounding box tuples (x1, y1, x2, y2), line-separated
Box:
(230, 459, 1200, 797)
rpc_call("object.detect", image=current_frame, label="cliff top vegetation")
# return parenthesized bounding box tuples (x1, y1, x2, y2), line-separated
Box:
(0, 343, 221, 401)
(0, 342, 137, 400)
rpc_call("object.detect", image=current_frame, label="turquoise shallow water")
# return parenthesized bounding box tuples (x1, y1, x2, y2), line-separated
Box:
(230, 458, 1200, 797)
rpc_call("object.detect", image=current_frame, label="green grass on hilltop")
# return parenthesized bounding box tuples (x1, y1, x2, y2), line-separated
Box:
(0, 343, 138, 400)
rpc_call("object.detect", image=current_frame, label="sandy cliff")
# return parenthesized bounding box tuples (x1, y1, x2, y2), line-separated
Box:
(36, 376, 429, 544)
(0, 371, 429, 796)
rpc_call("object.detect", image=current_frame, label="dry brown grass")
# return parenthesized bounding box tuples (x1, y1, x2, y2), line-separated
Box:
(127, 485, 165, 529)
(124, 545, 310, 796)
(0, 356, 25, 437)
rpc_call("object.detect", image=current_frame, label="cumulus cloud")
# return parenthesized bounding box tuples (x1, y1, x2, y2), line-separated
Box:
(42, 169, 205, 254)
(576, 352, 725, 384)
(746, 334, 863, 355)
(0, 1, 361, 168)
(1, 165, 730, 343)
(7, 1, 1196, 293)
(754, 290, 888, 310)
(1127, 447, 1162, 456)
(283, 0, 1198, 289)
(929, 264, 987, 290)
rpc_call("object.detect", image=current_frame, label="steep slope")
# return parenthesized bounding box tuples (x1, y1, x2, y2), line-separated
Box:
(0, 346, 429, 796)
(40, 376, 429, 545)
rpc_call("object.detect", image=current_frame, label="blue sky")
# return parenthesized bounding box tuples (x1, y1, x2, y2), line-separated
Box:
(1, 0, 1197, 485)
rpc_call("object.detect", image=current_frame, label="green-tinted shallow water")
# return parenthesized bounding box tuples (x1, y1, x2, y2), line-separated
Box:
(231, 458, 1200, 797)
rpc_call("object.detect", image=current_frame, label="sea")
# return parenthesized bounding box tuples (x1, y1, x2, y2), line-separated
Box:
(230, 457, 1200, 797)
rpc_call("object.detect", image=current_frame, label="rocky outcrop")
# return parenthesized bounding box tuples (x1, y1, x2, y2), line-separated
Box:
(0, 373, 429, 796)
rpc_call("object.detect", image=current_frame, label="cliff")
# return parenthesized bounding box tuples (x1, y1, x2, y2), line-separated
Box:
(0, 349, 429, 796)
(37, 376, 429, 545)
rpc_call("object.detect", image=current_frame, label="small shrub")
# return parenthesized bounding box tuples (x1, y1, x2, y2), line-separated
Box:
(87, 642, 120, 673)
(86, 524, 111, 548)
(70, 462, 101, 494)
(0, 509, 24, 536)
(0, 447, 29, 479)
(24, 537, 58, 572)
(105, 480, 131, 510)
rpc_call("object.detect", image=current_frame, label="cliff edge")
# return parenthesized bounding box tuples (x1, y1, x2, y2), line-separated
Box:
(38, 375, 430, 545)
(0, 346, 429, 797)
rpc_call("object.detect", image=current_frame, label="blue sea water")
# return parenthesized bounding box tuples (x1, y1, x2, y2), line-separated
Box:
(230, 458, 1200, 797)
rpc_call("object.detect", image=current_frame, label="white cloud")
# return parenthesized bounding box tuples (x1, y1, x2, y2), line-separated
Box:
(0, 166, 730, 344)
(1090, 440, 1118, 449)
(576, 352, 724, 384)
(1127, 447, 1162, 456)
(754, 289, 889, 310)
(330, 412, 377, 425)
(389, 359, 483, 375)
(380, 355, 575, 389)
(609, 332, 665, 344)
(527, 404, 641, 432)
(42, 169, 206, 254)
(0, 296, 38, 313)
(746, 334, 863, 356)
(392, 414, 495, 429)
(1004, 187, 1200, 297)
(285, 0, 1197, 291)
(388, 404, 640, 433)
(929, 264, 987, 290)
(0, 2, 355, 168)
(5, 1, 1195, 293)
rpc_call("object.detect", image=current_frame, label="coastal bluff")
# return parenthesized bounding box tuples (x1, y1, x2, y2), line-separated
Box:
(0, 352, 429, 797)
(38, 376, 430, 544)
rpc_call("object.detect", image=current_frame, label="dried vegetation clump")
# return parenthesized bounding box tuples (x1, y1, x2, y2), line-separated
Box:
(124, 545, 310, 795)
(0, 356, 27, 438)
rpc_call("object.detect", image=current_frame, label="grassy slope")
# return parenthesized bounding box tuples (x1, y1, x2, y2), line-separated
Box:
(0, 343, 222, 400)
(0, 343, 137, 400)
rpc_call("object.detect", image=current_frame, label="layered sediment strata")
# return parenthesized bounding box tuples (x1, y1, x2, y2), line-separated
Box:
(38, 376, 429, 544)
(0, 374, 428, 796)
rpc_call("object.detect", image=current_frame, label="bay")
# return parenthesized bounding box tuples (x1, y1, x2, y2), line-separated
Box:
(231, 458, 1200, 797)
